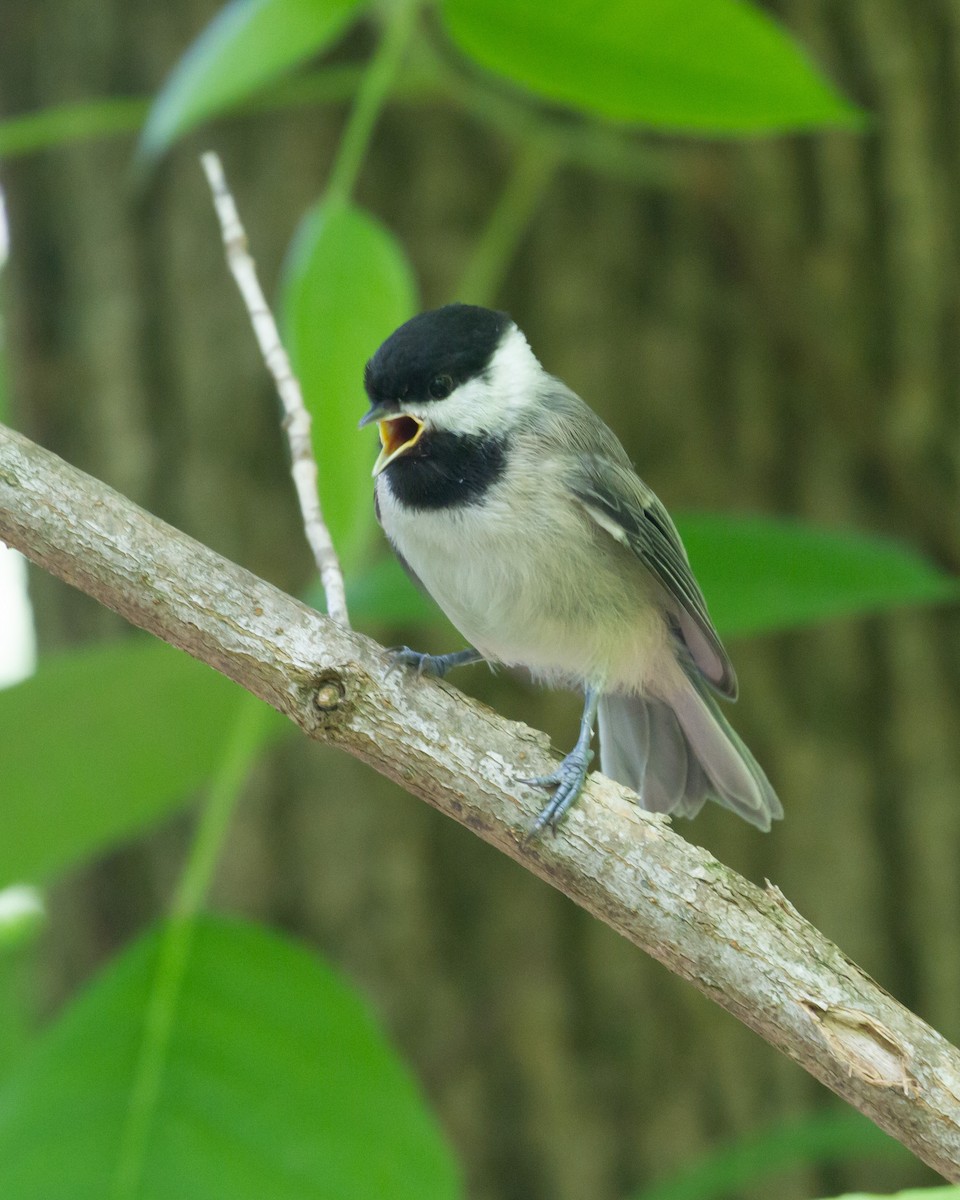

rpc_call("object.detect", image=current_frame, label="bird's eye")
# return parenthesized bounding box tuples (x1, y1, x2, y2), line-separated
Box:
(428, 374, 454, 400)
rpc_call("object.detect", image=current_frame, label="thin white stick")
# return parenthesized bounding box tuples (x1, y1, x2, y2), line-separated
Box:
(199, 151, 350, 628)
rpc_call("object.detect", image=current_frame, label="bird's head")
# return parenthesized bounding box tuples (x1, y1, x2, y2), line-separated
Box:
(360, 303, 543, 476)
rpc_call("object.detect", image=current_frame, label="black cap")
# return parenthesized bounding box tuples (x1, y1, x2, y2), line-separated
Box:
(363, 304, 512, 409)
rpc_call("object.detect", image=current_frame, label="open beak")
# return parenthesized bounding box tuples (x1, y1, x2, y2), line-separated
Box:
(370, 413, 425, 476)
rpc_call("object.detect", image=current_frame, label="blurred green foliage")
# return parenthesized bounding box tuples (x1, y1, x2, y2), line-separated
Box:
(678, 514, 959, 638)
(0, 0, 951, 1196)
(282, 200, 417, 572)
(441, 0, 862, 132)
(825, 1193, 960, 1200)
(0, 917, 460, 1200)
(138, 0, 364, 162)
(633, 1111, 911, 1200)
(0, 642, 287, 888)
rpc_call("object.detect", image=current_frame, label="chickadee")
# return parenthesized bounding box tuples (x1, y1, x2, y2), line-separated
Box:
(360, 304, 782, 836)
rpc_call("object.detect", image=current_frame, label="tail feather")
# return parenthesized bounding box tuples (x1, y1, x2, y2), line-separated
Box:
(597, 680, 782, 831)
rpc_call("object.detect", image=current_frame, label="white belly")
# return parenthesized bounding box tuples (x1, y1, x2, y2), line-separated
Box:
(376, 477, 671, 692)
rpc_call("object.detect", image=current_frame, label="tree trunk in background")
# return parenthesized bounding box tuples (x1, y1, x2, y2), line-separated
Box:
(1, 0, 958, 1196)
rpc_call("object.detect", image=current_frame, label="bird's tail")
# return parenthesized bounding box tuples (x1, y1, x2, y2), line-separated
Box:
(597, 677, 782, 831)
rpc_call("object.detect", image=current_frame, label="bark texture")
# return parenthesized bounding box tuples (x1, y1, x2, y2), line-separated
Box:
(2, 0, 959, 1195)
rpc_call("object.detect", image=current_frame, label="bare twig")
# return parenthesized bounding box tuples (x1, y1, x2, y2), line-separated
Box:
(199, 151, 349, 627)
(1, 420, 959, 1181)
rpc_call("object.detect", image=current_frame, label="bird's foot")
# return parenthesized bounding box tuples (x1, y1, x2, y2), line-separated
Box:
(386, 646, 480, 680)
(522, 747, 594, 841)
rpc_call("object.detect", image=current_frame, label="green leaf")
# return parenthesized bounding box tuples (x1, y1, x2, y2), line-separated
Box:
(677, 514, 959, 638)
(0, 888, 45, 1079)
(282, 201, 417, 575)
(139, 0, 363, 160)
(345, 556, 437, 626)
(0, 640, 288, 887)
(302, 558, 452, 640)
(824, 1193, 960, 1200)
(632, 1110, 908, 1200)
(0, 916, 461, 1200)
(441, 0, 861, 133)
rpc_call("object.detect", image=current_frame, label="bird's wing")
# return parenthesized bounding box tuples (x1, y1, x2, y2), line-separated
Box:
(569, 456, 738, 700)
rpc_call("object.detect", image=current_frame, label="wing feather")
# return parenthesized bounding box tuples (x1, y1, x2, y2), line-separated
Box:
(570, 456, 738, 699)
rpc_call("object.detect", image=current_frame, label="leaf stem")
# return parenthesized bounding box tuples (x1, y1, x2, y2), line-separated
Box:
(324, 0, 418, 207)
(111, 695, 270, 1200)
(0, 62, 676, 195)
(456, 148, 557, 307)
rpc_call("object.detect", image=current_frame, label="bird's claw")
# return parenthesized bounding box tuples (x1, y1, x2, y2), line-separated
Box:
(386, 646, 477, 680)
(386, 646, 446, 679)
(521, 748, 595, 841)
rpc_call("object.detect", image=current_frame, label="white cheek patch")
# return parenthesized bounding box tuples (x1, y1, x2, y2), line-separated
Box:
(416, 325, 545, 437)
(486, 325, 545, 411)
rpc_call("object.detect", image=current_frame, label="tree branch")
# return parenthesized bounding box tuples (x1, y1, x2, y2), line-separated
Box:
(1, 419, 958, 1180)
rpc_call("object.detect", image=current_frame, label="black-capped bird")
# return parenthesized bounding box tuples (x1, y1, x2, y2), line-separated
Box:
(360, 304, 781, 837)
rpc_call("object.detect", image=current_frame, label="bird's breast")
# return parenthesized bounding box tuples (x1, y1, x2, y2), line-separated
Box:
(376, 467, 670, 690)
